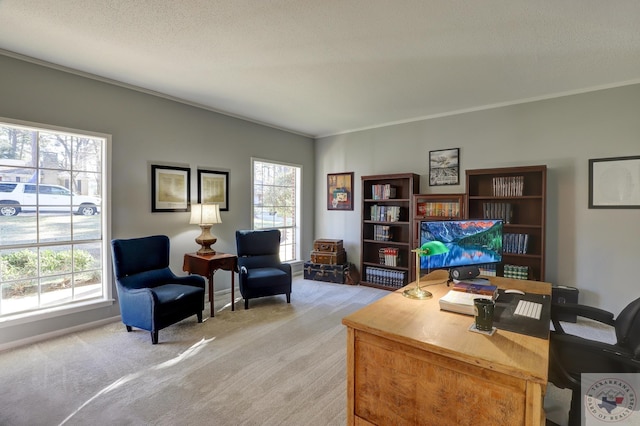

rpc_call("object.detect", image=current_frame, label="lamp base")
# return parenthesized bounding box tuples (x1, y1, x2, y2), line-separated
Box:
(195, 224, 217, 255)
(403, 286, 432, 300)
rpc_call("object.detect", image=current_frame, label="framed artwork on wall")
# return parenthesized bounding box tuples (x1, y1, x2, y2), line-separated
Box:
(327, 172, 354, 210)
(589, 155, 640, 208)
(429, 148, 460, 186)
(151, 164, 190, 212)
(197, 169, 229, 211)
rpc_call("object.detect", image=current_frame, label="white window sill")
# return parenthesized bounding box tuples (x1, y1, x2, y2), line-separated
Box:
(0, 298, 116, 329)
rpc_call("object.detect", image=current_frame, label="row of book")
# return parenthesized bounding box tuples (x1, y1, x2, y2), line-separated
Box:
(478, 264, 497, 276)
(378, 247, 400, 266)
(504, 264, 529, 280)
(373, 225, 393, 241)
(482, 202, 513, 223)
(492, 176, 524, 197)
(503, 233, 530, 254)
(416, 202, 460, 218)
(371, 184, 397, 200)
(370, 205, 401, 222)
(365, 266, 406, 288)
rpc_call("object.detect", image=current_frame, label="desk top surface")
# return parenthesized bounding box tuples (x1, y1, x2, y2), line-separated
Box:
(342, 272, 551, 384)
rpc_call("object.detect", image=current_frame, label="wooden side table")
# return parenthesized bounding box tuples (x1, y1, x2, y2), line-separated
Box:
(183, 252, 237, 317)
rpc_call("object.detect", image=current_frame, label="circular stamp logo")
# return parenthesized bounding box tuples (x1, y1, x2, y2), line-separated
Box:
(586, 377, 637, 423)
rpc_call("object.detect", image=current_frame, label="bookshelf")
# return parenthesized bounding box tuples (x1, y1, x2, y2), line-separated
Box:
(411, 193, 465, 282)
(465, 165, 547, 281)
(361, 173, 419, 291)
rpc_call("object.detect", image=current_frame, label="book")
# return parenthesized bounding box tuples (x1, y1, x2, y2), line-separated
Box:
(439, 290, 493, 316)
(451, 282, 498, 298)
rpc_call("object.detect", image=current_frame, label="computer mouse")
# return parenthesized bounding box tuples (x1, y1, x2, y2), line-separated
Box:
(504, 289, 525, 295)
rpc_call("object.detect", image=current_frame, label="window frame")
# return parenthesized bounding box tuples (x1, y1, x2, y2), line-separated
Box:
(0, 117, 112, 328)
(251, 157, 301, 262)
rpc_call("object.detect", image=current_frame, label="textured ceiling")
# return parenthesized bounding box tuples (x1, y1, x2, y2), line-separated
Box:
(1, 1, 640, 138)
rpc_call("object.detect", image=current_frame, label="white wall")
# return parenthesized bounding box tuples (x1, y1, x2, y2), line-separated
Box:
(0, 54, 315, 347)
(315, 85, 640, 314)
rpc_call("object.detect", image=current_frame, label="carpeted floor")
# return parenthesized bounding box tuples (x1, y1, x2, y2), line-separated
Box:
(0, 277, 611, 426)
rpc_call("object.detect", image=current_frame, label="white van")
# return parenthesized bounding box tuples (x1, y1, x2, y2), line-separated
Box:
(0, 183, 100, 216)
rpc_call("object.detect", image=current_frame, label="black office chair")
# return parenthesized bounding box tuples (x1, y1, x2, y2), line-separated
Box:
(549, 297, 640, 425)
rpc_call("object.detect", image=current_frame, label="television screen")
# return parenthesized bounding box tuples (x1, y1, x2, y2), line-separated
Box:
(419, 219, 503, 271)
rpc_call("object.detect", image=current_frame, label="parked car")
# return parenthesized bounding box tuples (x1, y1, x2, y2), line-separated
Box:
(0, 182, 101, 216)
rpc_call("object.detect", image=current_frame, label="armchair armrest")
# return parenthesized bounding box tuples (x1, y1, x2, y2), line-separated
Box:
(174, 274, 206, 289)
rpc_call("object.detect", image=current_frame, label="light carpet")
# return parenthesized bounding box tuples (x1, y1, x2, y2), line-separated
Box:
(0, 278, 387, 426)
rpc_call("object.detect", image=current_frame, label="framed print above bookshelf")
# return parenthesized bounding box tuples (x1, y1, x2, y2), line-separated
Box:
(589, 155, 640, 208)
(429, 148, 460, 186)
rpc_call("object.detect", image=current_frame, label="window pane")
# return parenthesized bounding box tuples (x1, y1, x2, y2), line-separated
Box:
(0, 216, 38, 245)
(39, 214, 72, 243)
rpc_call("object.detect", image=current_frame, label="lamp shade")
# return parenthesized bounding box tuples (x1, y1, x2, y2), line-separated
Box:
(419, 240, 449, 256)
(189, 203, 222, 225)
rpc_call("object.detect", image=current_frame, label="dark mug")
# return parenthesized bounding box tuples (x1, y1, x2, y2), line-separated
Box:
(474, 298, 495, 332)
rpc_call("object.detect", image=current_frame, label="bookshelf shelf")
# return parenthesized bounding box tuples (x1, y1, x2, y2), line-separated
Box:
(465, 165, 547, 281)
(361, 173, 419, 290)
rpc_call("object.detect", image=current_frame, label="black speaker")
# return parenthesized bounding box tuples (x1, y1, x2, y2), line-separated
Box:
(449, 266, 480, 281)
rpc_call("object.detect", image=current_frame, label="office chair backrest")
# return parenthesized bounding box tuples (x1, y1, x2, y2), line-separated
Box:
(615, 297, 640, 358)
(111, 235, 170, 279)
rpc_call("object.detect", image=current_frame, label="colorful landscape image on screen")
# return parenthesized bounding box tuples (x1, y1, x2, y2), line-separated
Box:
(419, 219, 503, 270)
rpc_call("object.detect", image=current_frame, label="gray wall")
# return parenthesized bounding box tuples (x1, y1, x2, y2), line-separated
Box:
(315, 85, 640, 314)
(0, 54, 315, 347)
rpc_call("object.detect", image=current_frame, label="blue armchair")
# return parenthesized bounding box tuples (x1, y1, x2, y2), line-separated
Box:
(236, 229, 292, 309)
(111, 235, 205, 344)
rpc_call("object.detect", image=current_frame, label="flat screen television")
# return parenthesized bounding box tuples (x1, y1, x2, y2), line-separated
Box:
(419, 219, 503, 272)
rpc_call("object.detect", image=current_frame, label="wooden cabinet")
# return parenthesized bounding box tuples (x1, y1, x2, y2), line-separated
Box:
(465, 165, 547, 281)
(361, 173, 419, 290)
(410, 193, 465, 282)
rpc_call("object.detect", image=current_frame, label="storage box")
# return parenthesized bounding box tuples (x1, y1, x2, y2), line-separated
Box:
(552, 285, 579, 323)
(304, 262, 349, 284)
(313, 239, 344, 252)
(310, 249, 346, 265)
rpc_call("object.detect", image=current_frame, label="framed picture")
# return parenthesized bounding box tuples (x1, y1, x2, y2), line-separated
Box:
(327, 172, 354, 210)
(151, 164, 190, 212)
(197, 169, 229, 211)
(429, 148, 460, 186)
(589, 155, 640, 208)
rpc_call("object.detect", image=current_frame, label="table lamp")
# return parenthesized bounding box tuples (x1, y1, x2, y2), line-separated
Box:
(403, 240, 449, 300)
(189, 203, 222, 255)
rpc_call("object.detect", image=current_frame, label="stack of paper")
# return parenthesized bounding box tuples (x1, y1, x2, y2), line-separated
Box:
(439, 290, 493, 316)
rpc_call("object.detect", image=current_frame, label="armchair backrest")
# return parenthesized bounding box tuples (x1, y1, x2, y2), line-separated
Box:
(236, 229, 282, 269)
(615, 297, 640, 358)
(111, 235, 171, 285)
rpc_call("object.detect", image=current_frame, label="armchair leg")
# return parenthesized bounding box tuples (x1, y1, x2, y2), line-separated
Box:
(286, 293, 291, 303)
(151, 331, 158, 344)
(245, 299, 249, 310)
(197, 311, 203, 323)
(126, 325, 132, 332)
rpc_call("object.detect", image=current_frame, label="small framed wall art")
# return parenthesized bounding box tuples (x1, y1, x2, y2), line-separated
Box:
(151, 164, 190, 212)
(589, 155, 640, 208)
(429, 148, 460, 186)
(327, 172, 354, 210)
(197, 169, 229, 211)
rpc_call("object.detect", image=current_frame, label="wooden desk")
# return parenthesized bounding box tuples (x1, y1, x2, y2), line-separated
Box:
(342, 274, 551, 426)
(183, 252, 237, 317)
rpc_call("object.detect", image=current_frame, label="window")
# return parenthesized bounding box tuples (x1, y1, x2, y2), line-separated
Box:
(0, 119, 109, 319)
(252, 159, 301, 262)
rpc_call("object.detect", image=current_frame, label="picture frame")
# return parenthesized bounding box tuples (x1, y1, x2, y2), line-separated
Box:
(429, 148, 460, 186)
(151, 164, 190, 212)
(197, 169, 229, 211)
(589, 155, 640, 208)
(327, 172, 354, 210)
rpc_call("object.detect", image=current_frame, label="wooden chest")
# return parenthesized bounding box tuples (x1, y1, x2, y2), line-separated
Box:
(311, 249, 346, 265)
(304, 262, 349, 284)
(313, 239, 344, 252)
